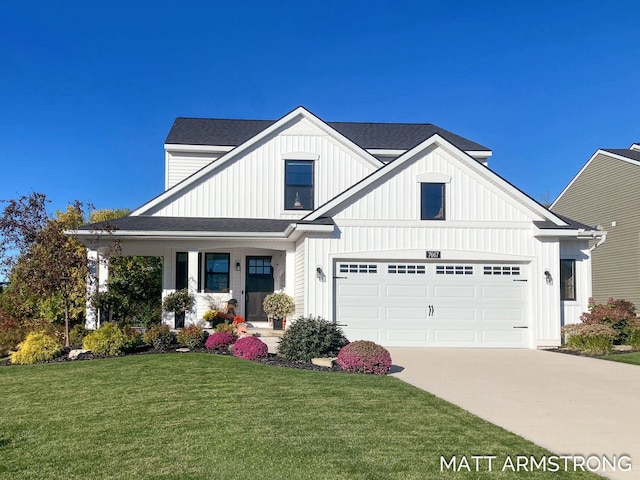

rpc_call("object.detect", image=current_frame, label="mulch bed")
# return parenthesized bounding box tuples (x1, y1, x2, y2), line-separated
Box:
(0, 346, 343, 371)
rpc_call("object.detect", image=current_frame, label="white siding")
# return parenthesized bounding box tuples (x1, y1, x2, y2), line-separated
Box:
(294, 238, 305, 316)
(560, 240, 592, 326)
(165, 151, 223, 190)
(147, 118, 378, 218)
(334, 148, 534, 223)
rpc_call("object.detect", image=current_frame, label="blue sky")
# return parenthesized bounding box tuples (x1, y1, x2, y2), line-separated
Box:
(2, 0, 639, 216)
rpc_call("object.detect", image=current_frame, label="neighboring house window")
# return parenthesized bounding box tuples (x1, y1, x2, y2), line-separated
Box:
(285, 160, 314, 210)
(421, 183, 445, 220)
(176, 252, 188, 290)
(560, 259, 576, 301)
(205, 253, 230, 292)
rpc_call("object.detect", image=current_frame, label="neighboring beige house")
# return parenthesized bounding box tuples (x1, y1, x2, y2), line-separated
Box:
(552, 143, 640, 306)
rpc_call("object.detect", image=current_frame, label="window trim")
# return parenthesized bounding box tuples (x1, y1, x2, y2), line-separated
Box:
(560, 259, 577, 301)
(420, 182, 446, 221)
(284, 159, 315, 211)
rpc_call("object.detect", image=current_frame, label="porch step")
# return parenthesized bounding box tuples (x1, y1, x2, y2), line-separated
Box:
(248, 327, 285, 338)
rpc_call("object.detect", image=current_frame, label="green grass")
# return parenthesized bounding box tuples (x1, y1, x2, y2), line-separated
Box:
(601, 351, 640, 365)
(0, 354, 599, 479)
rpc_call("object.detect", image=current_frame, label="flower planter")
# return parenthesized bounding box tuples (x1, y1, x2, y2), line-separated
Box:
(272, 317, 285, 330)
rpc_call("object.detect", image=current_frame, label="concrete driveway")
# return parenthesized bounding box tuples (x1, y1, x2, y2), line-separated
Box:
(388, 348, 640, 480)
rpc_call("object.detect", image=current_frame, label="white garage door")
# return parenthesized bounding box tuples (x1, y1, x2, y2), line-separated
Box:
(335, 261, 529, 348)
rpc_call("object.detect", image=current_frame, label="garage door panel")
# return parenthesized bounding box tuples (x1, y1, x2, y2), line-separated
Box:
(433, 307, 477, 321)
(337, 306, 380, 319)
(386, 285, 428, 298)
(482, 285, 523, 300)
(386, 306, 428, 320)
(481, 307, 525, 322)
(337, 284, 381, 297)
(433, 285, 476, 299)
(344, 329, 381, 343)
(434, 330, 477, 343)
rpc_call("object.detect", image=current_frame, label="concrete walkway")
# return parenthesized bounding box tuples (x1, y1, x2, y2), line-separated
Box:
(388, 348, 640, 480)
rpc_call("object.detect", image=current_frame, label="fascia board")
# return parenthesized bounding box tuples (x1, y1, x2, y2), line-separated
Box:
(465, 150, 492, 158)
(73, 230, 289, 239)
(534, 228, 605, 238)
(367, 148, 406, 156)
(164, 144, 234, 153)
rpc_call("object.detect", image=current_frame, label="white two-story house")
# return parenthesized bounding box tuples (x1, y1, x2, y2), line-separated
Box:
(76, 106, 601, 348)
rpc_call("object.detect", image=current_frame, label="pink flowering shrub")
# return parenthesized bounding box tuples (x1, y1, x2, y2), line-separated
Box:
(337, 340, 392, 375)
(205, 332, 236, 351)
(232, 336, 268, 360)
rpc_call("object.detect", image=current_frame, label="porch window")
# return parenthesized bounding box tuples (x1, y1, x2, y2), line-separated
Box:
(560, 259, 576, 301)
(421, 183, 445, 220)
(285, 160, 314, 210)
(205, 253, 230, 292)
(176, 252, 188, 290)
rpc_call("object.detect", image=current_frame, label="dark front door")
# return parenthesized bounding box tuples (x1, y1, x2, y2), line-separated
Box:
(245, 256, 274, 322)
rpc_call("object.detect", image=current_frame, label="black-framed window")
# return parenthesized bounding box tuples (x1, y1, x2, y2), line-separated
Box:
(176, 252, 188, 290)
(421, 183, 445, 220)
(560, 259, 576, 301)
(205, 253, 230, 292)
(285, 160, 314, 210)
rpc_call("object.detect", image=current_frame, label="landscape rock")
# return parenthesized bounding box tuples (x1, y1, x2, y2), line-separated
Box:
(68, 349, 90, 360)
(176, 348, 190, 353)
(311, 357, 336, 368)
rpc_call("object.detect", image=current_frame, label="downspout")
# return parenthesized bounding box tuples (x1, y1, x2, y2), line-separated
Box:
(589, 232, 607, 252)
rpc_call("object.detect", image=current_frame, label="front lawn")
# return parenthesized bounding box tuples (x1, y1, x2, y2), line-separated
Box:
(0, 354, 598, 479)
(601, 351, 640, 365)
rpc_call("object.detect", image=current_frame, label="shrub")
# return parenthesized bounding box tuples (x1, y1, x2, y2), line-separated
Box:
(628, 328, 640, 349)
(203, 309, 225, 327)
(562, 323, 616, 355)
(177, 324, 206, 349)
(122, 325, 147, 352)
(262, 292, 295, 319)
(11, 331, 63, 365)
(69, 324, 89, 349)
(143, 324, 174, 351)
(233, 336, 268, 360)
(205, 331, 236, 351)
(337, 340, 392, 375)
(163, 289, 195, 314)
(83, 323, 127, 356)
(580, 297, 640, 344)
(278, 315, 349, 362)
(0, 310, 25, 357)
(215, 322, 236, 336)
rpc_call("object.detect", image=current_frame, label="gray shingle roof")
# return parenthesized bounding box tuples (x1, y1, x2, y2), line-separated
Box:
(601, 149, 640, 163)
(165, 117, 490, 152)
(79, 216, 334, 233)
(534, 213, 596, 231)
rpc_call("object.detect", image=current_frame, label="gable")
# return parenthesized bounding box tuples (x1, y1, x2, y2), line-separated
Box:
(136, 112, 382, 219)
(310, 136, 562, 227)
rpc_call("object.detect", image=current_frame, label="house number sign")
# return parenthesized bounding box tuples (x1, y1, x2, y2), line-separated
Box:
(426, 251, 441, 259)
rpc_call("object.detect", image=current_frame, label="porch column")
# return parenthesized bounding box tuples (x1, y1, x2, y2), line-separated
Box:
(187, 250, 199, 325)
(85, 248, 98, 329)
(284, 249, 296, 296)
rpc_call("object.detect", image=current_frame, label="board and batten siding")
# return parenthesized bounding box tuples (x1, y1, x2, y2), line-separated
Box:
(333, 148, 535, 223)
(145, 118, 378, 218)
(553, 153, 640, 306)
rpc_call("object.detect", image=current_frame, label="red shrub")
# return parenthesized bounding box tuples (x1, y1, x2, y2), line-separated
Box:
(337, 340, 392, 375)
(581, 297, 640, 344)
(232, 336, 268, 360)
(205, 332, 236, 351)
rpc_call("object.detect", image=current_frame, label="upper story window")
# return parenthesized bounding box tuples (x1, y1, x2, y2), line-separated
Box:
(285, 160, 314, 210)
(560, 259, 576, 301)
(421, 183, 445, 220)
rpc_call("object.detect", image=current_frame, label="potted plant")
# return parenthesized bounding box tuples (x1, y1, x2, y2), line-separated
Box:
(202, 309, 220, 328)
(163, 289, 195, 328)
(262, 292, 295, 330)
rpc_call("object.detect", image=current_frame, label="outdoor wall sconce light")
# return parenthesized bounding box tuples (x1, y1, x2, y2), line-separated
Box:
(316, 266, 323, 280)
(544, 270, 553, 285)
(235, 262, 241, 271)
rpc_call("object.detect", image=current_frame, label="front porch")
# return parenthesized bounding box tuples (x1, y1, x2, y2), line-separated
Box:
(86, 240, 297, 330)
